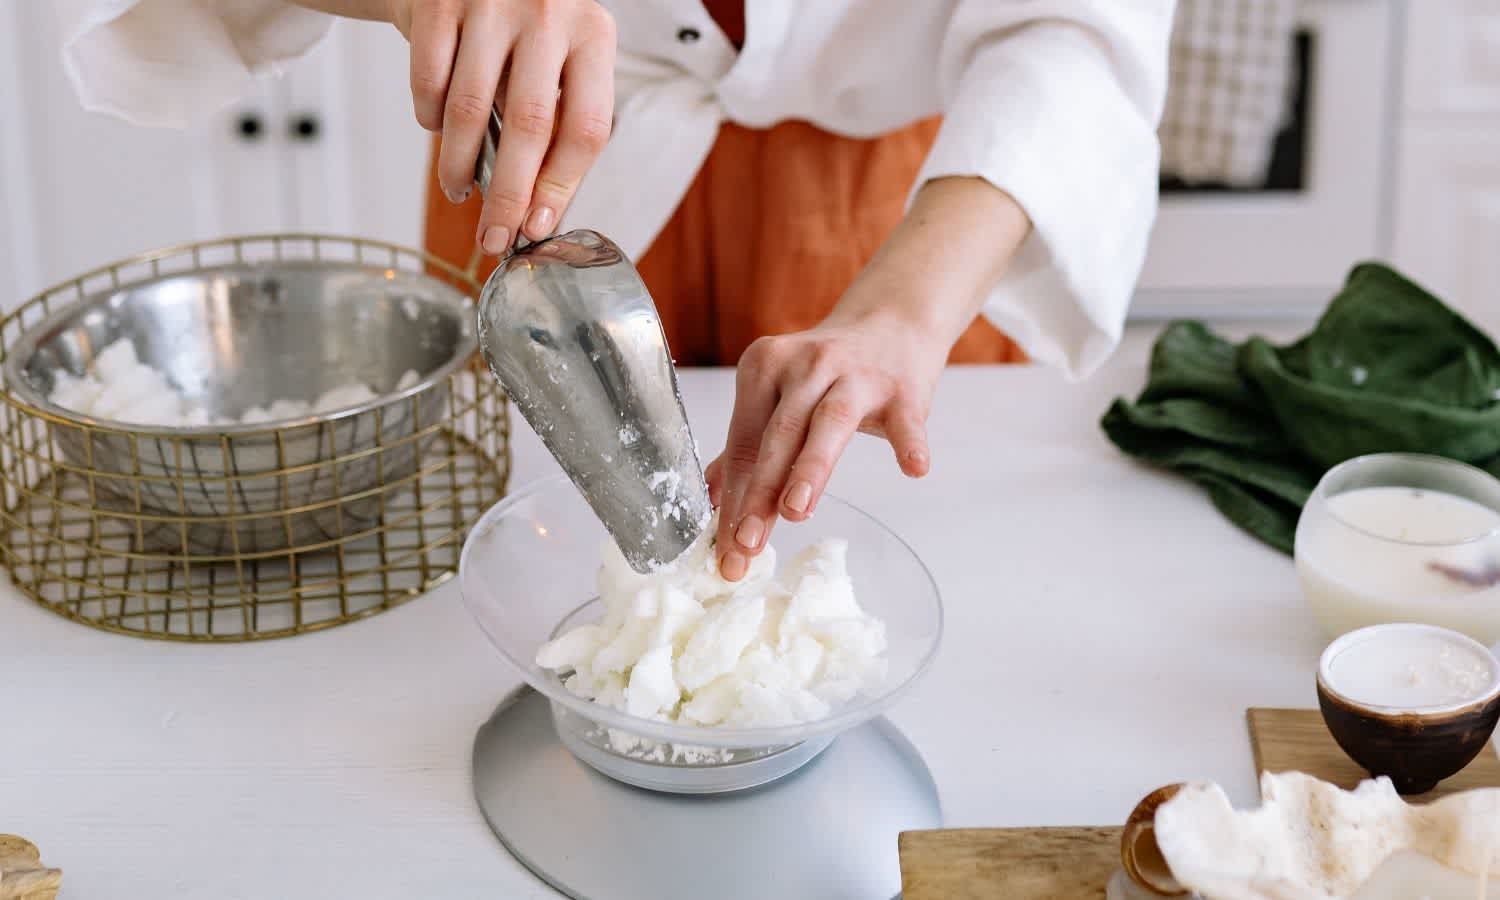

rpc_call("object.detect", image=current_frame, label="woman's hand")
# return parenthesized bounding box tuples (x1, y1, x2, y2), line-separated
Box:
(288, 0, 614, 251)
(704, 310, 947, 581)
(391, 0, 615, 254)
(704, 176, 1032, 580)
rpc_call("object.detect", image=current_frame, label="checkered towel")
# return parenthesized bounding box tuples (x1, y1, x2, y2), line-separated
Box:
(1159, 0, 1303, 186)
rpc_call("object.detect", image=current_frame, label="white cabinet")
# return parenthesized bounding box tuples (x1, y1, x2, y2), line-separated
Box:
(1, 2, 231, 304)
(1392, 130, 1500, 338)
(1134, 0, 1500, 330)
(1401, 0, 1500, 116)
(280, 21, 431, 246)
(0, 9, 428, 309)
(1389, 1, 1500, 337)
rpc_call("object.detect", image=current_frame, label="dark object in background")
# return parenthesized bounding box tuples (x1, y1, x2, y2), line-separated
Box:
(236, 111, 263, 142)
(1160, 29, 1313, 194)
(290, 113, 321, 141)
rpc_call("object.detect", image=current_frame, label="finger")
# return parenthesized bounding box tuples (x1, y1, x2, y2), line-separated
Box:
(435, 9, 514, 205)
(524, 21, 614, 240)
(476, 32, 567, 255)
(780, 379, 864, 521)
(715, 346, 782, 581)
(734, 377, 846, 552)
(409, 0, 462, 134)
(883, 399, 931, 478)
(704, 456, 724, 508)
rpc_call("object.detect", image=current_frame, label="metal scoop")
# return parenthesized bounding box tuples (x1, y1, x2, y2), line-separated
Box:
(472, 110, 711, 572)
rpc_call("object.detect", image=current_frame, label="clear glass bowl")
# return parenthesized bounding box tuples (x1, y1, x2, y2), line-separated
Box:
(1295, 453, 1500, 646)
(458, 474, 943, 792)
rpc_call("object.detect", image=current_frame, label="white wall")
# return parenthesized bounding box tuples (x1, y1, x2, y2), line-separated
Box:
(2, 1, 1496, 338)
(0, 10, 429, 309)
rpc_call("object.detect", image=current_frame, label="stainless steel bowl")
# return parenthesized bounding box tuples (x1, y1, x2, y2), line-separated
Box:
(4, 260, 477, 555)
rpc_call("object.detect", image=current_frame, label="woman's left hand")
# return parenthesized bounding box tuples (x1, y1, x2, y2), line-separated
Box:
(704, 305, 947, 581)
(703, 175, 1032, 581)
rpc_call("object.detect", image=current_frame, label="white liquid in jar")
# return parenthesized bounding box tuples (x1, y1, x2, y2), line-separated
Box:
(1328, 486, 1500, 546)
(1324, 628, 1496, 710)
(1296, 486, 1500, 645)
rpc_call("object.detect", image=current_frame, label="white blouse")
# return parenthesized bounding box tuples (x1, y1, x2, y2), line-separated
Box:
(57, 0, 1174, 377)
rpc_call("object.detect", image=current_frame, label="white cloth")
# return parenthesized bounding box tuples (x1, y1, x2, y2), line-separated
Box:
(57, 0, 1174, 378)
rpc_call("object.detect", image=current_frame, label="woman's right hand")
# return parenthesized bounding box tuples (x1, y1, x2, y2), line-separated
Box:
(390, 0, 616, 255)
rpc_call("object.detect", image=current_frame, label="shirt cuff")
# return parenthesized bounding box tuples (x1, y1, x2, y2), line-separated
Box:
(915, 20, 1162, 380)
(59, 0, 331, 128)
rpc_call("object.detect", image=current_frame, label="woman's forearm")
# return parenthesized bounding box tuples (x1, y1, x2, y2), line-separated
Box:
(708, 177, 1027, 579)
(826, 175, 1032, 346)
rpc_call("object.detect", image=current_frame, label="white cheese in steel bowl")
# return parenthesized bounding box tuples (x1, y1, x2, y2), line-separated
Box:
(3, 260, 477, 555)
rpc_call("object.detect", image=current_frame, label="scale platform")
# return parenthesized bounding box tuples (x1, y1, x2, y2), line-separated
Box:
(472, 687, 942, 900)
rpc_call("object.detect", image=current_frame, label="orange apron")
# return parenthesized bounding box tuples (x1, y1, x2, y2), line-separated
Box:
(421, 3, 1023, 366)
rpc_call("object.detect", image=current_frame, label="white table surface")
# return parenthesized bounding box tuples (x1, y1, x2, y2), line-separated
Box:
(0, 324, 1323, 898)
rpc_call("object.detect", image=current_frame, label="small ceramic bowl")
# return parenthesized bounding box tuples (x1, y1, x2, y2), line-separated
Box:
(1316, 623, 1500, 794)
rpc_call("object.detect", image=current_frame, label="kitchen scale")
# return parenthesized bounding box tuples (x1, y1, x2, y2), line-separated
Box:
(461, 120, 943, 897)
(471, 685, 940, 899)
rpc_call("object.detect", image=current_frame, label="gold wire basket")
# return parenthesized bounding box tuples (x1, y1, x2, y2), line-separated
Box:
(0, 235, 510, 641)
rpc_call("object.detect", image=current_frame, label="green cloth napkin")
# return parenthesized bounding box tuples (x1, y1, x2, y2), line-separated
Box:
(1101, 262, 1500, 554)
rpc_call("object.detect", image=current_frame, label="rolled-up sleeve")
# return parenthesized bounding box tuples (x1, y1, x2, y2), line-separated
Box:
(916, 2, 1174, 378)
(58, 0, 331, 127)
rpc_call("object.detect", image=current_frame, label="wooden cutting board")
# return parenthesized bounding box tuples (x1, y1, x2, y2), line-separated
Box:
(897, 708, 1500, 898)
(899, 827, 1120, 900)
(1248, 707, 1500, 798)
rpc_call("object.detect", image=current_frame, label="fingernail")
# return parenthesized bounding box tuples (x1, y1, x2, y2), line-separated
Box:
(442, 185, 462, 204)
(719, 550, 747, 581)
(783, 481, 813, 514)
(734, 515, 764, 550)
(525, 205, 555, 237)
(480, 226, 510, 256)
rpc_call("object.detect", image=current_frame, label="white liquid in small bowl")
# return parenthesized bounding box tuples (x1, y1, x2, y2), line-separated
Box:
(1320, 624, 1500, 713)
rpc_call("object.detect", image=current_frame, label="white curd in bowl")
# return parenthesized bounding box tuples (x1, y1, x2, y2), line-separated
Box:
(534, 512, 889, 758)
